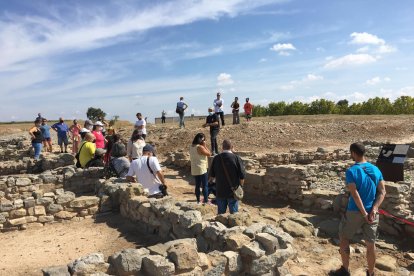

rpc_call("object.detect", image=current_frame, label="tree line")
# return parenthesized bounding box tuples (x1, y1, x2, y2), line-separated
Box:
(252, 96, 414, 117)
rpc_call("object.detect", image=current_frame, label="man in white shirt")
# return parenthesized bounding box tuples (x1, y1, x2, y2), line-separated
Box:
(134, 112, 147, 140)
(126, 144, 168, 198)
(213, 92, 225, 126)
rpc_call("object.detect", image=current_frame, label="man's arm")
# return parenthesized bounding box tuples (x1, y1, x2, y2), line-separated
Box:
(369, 180, 386, 221)
(156, 171, 167, 187)
(347, 183, 369, 219)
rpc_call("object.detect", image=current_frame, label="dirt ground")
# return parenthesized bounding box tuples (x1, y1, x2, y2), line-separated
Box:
(1, 115, 414, 275)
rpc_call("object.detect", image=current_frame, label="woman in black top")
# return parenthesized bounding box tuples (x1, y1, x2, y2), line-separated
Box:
(230, 97, 240, 125)
(29, 119, 44, 160)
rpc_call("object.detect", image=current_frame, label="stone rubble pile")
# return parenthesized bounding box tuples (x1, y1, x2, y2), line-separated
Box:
(0, 136, 29, 161)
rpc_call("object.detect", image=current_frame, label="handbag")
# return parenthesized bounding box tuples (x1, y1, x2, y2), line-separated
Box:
(219, 154, 244, 200)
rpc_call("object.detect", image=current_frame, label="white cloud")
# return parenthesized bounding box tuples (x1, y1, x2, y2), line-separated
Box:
(366, 76, 391, 85)
(0, 0, 287, 70)
(366, 77, 381, 85)
(270, 43, 296, 55)
(279, 74, 323, 90)
(217, 73, 234, 86)
(259, 58, 267, 63)
(324, 54, 377, 69)
(349, 32, 396, 55)
(280, 84, 295, 90)
(305, 74, 323, 81)
(350, 32, 385, 45)
(377, 44, 396, 53)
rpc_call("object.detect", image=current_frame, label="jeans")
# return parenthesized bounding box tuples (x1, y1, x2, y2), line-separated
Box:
(210, 128, 219, 154)
(232, 111, 240, 124)
(32, 142, 42, 160)
(216, 198, 238, 214)
(216, 112, 225, 126)
(194, 173, 209, 203)
(179, 113, 185, 128)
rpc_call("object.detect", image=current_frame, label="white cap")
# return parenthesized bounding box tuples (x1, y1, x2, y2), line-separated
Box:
(94, 121, 104, 126)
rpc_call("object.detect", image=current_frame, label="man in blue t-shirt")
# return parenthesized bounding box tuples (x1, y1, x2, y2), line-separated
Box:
(52, 118, 70, 153)
(40, 118, 53, 152)
(330, 143, 386, 276)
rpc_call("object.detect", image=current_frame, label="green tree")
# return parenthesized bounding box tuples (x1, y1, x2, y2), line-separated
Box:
(393, 96, 414, 114)
(335, 99, 349, 114)
(252, 105, 268, 117)
(284, 101, 309, 115)
(361, 97, 393, 114)
(346, 103, 362, 115)
(86, 107, 106, 121)
(268, 101, 287, 116)
(307, 99, 336, 114)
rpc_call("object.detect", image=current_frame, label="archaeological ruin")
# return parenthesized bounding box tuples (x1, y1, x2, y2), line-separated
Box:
(1, 134, 413, 275)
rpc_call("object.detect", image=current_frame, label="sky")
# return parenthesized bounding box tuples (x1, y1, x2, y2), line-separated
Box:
(1, 0, 414, 122)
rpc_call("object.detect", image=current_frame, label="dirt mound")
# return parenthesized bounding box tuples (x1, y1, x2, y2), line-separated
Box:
(117, 115, 414, 156)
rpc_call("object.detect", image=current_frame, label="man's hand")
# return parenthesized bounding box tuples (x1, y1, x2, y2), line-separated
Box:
(368, 207, 378, 223)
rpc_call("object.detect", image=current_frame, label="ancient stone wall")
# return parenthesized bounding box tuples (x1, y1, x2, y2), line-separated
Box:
(0, 154, 75, 176)
(0, 167, 103, 232)
(41, 180, 297, 275)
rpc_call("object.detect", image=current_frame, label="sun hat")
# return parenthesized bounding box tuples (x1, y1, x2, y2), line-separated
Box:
(94, 121, 104, 126)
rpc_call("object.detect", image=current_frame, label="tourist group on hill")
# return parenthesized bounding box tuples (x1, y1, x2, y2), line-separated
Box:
(29, 94, 387, 275)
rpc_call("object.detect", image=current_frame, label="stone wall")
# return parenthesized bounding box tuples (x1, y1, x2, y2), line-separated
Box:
(41, 179, 297, 275)
(0, 167, 103, 232)
(0, 154, 75, 176)
(243, 162, 414, 238)
(0, 136, 29, 161)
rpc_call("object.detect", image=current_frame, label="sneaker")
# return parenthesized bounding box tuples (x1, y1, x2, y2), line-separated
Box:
(328, 266, 350, 276)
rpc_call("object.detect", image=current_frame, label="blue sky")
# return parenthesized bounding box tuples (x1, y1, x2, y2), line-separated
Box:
(1, 0, 414, 122)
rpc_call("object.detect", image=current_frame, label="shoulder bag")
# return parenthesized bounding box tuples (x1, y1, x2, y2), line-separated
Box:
(75, 142, 87, 168)
(146, 157, 168, 196)
(219, 154, 244, 200)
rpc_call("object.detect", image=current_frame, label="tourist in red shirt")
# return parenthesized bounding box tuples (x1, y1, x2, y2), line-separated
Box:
(243, 98, 253, 122)
(92, 121, 106, 149)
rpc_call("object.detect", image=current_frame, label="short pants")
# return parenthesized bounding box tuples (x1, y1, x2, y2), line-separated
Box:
(58, 136, 69, 146)
(339, 211, 379, 243)
(43, 137, 51, 142)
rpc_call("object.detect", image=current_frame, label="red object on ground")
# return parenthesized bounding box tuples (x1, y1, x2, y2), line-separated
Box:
(378, 209, 414, 227)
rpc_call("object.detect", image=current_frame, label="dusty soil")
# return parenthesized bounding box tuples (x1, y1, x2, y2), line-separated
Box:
(0, 213, 161, 276)
(2, 115, 414, 275)
(133, 115, 414, 154)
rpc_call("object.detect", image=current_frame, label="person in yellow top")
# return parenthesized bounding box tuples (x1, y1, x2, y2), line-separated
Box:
(78, 133, 96, 168)
(189, 133, 211, 204)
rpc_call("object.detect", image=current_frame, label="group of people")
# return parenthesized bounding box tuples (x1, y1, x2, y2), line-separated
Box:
(166, 92, 254, 128)
(189, 134, 245, 214)
(30, 111, 387, 276)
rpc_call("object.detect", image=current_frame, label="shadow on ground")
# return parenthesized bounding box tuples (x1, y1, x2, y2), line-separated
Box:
(94, 212, 162, 247)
